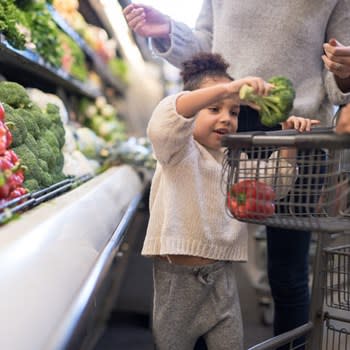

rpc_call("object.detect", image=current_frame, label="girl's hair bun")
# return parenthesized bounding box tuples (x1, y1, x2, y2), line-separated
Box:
(180, 52, 232, 90)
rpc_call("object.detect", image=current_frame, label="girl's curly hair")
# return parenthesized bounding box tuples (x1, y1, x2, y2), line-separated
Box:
(180, 52, 233, 91)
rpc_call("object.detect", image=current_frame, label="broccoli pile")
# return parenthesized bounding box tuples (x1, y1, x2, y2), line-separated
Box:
(0, 81, 66, 192)
(239, 76, 296, 127)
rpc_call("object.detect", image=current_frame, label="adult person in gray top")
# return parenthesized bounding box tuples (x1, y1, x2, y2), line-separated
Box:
(124, 1, 350, 349)
(124, 1, 350, 124)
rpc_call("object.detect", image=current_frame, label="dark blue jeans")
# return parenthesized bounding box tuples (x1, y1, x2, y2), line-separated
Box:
(238, 107, 311, 338)
(266, 227, 311, 335)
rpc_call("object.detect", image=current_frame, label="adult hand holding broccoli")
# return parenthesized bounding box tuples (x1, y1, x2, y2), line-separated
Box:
(239, 76, 295, 127)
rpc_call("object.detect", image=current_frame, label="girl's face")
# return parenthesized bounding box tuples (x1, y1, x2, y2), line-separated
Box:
(193, 77, 240, 150)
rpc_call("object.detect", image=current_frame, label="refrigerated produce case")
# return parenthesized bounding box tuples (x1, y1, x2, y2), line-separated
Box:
(0, 165, 145, 350)
(0, 1, 162, 349)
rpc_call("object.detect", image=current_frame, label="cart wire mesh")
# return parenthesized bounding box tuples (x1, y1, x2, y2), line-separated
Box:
(324, 313, 350, 350)
(221, 128, 350, 233)
(324, 245, 350, 311)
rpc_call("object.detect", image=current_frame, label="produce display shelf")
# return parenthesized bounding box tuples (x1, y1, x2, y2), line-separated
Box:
(47, 4, 127, 95)
(0, 165, 144, 350)
(0, 36, 102, 99)
(47, 4, 96, 59)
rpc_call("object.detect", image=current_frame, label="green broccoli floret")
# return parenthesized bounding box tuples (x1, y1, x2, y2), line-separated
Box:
(43, 129, 59, 149)
(51, 172, 66, 184)
(18, 108, 41, 139)
(45, 103, 65, 148)
(55, 152, 64, 170)
(239, 76, 296, 127)
(46, 103, 61, 124)
(41, 172, 53, 187)
(23, 179, 40, 192)
(24, 133, 39, 157)
(4, 106, 28, 147)
(12, 144, 44, 184)
(50, 125, 65, 149)
(29, 105, 51, 130)
(37, 138, 55, 170)
(0, 82, 32, 109)
(38, 159, 49, 173)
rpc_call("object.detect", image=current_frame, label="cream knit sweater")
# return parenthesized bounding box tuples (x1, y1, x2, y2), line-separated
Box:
(152, 0, 350, 125)
(142, 93, 295, 261)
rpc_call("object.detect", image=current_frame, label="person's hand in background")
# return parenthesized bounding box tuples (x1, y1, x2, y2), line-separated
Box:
(123, 3, 171, 38)
(323, 39, 350, 93)
(323, 39, 350, 79)
(336, 104, 350, 134)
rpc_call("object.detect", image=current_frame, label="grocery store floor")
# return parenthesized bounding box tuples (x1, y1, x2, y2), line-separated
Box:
(94, 260, 273, 350)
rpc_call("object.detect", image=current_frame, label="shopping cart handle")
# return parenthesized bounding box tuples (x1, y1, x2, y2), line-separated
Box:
(222, 126, 350, 149)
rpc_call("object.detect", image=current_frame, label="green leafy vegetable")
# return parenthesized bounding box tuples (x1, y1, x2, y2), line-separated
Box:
(239, 76, 296, 127)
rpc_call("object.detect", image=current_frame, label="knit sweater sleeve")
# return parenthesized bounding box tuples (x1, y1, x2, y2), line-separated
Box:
(147, 92, 195, 165)
(150, 0, 213, 68)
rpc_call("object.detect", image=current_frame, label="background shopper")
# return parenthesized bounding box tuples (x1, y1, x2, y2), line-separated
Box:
(123, 2, 350, 348)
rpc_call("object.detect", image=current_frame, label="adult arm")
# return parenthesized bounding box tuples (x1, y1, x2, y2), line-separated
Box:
(151, 0, 213, 68)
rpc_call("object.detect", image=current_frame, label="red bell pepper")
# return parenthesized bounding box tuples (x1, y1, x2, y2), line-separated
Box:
(0, 149, 24, 200)
(227, 179, 276, 220)
(0, 103, 5, 122)
(8, 186, 27, 200)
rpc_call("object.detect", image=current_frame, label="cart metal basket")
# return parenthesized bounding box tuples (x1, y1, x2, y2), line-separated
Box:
(222, 127, 350, 233)
(222, 127, 350, 350)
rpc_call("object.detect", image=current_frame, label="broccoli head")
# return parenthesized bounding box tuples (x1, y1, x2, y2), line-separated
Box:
(43, 129, 60, 149)
(4, 106, 28, 147)
(37, 138, 55, 170)
(41, 172, 53, 187)
(24, 133, 39, 157)
(12, 144, 43, 183)
(29, 105, 52, 130)
(0, 82, 32, 109)
(239, 76, 296, 127)
(38, 159, 49, 173)
(18, 108, 41, 139)
(23, 179, 40, 192)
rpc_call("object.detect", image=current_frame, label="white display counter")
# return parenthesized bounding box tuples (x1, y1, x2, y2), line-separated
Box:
(0, 165, 143, 350)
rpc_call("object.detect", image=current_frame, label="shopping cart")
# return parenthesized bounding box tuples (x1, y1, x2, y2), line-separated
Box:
(221, 127, 350, 350)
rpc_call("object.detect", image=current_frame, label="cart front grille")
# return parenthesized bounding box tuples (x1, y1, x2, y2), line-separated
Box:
(324, 245, 350, 311)
(324, 317, 350, 350)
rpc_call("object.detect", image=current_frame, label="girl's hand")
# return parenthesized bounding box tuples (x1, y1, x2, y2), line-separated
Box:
(282, 116, 320, 132)
(237, 76, 273, 96)
(228, 77, 273, 110)
(123, 3, 171, 38)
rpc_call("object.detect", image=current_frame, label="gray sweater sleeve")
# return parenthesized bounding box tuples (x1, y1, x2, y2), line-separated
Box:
(151, 0, 213, 68)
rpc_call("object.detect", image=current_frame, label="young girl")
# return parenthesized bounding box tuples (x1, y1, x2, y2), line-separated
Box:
(143, 53, 318, 350)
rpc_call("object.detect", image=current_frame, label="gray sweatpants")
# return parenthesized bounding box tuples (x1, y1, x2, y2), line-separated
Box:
(152, 258, 243, 350)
